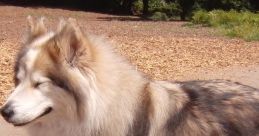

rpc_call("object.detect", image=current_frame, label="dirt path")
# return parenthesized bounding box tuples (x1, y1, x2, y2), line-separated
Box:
(183, 65, 259, 89)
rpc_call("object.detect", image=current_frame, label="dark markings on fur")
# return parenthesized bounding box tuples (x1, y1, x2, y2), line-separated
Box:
(47, 72, 84, 120)
(165, 99, 191, 135)
(48, 74, 70, 91)
(127, 84, 151, 136)
(162, 80, 259, 135)
(14, 46, 29, 86)
(181, 81, 244, 136)
(164, 82, 209, 135)
(177, 80, 259, 136)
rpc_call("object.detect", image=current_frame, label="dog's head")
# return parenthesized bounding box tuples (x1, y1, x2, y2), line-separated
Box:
(0, 17, 92, 126)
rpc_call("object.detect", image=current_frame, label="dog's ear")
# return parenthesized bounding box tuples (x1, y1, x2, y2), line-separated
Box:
(51, 18, 91, 66)
(27, 16, 47, 38)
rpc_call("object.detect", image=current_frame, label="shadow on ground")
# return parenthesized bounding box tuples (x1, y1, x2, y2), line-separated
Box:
(0, 0, 134, 17)
(96, 16, 149, 21)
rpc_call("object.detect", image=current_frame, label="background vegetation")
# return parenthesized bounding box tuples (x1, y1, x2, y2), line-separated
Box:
(2, 0, 259, 20)
(1, 0, 259, 40)
(192, 10, 259, 41)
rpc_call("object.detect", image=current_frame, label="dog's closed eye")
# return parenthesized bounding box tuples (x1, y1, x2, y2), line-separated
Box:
(34, 80, 51, 88)
(34, 82, 41, 88)
(34, 82, 46, 88)
(32, 73, 51, 88)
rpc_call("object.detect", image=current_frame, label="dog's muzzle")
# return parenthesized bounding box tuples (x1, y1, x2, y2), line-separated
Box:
(1, 102, 53, 126)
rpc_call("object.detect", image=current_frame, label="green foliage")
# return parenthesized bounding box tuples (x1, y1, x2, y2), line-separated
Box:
(149, 0, 166, 11)
(221, 0, 251, 10)
(148, 11, 169, 21)
(13, 0, 259, 18)
(192, 10, 259, 41)
(130, 0, 258, 21)
(132, 0, 143, 14)
(150, 2, 181, 17)
(133, 0, 181, 20)
(195, 0, 252, 11)
(192, 10, 210, 25)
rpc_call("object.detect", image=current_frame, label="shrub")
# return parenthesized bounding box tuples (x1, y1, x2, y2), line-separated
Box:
(133, 0, 181, 20)
(208, 10, 241, 27)
(192, 10, 259, 41)
(132, 0, 143, 15)
(192, 10, 211, 25)
(157, 2, 181, 17)
(148, 11, 169, 21)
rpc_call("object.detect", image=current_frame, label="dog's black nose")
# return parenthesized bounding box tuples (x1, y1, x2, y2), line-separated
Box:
(1, 103, 14, 120)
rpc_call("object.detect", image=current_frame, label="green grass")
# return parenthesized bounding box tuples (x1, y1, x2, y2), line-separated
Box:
(192, 10, 259, 41)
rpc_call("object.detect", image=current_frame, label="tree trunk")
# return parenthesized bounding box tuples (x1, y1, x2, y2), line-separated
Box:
(180, 12, 186, 20)
(143, 0, 149, 15)
(122, 0, 134, 14)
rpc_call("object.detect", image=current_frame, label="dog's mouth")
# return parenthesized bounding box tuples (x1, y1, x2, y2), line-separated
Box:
(13, 107, 53, 127)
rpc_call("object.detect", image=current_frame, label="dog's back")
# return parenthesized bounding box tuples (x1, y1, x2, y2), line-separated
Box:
(147, 80, 259, 136)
